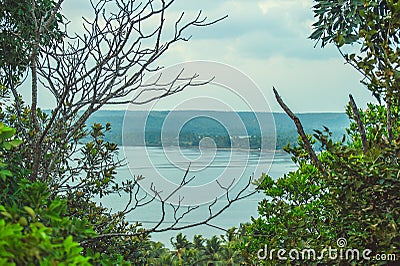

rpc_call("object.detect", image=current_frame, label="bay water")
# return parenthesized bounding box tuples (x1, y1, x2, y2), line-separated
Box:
(100, 146, 297, 247)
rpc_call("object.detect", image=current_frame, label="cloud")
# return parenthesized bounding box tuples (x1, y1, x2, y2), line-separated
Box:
(232, 29, 339, 60)
(258, 0, 312, 15)
(61, 0, 328, 60)
(163, 0, 339, 61)
(30, 0, 376, 112)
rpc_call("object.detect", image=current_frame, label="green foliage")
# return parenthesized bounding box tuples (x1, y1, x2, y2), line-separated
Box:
(0, 217, 91, 265)
(145, 231, 245, 265)
(0, 122, 93, 265)
(0, 95, 169, 265)
(0, 116, 155, 265)
(240, 106, 400, 265)
(238, 1, 400, 264)
(310, 0, 400, 102)
(0, 122, 21, 181)
(0, 0, 64, 83)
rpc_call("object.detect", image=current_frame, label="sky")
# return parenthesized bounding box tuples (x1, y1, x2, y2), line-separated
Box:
(30, 0, 377, 113)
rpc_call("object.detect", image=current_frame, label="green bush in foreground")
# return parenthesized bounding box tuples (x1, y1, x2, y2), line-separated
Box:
(239, 104, 400, 265)
(0, 122, 91, 265)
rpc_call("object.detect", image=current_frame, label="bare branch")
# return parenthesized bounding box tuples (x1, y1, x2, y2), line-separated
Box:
(273, 87, 327, 176)
(349, 94, 368, 153)
(35, 0, 225, 154)
(79, 174, 257, 245)
(8, 0, 242, 250)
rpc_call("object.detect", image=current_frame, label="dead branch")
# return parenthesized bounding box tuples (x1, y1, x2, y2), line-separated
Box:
(349, 94, 368, 153)
(273, 87, 327, 176)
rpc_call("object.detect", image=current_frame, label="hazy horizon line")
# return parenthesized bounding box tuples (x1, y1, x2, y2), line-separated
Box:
(90, 109, 347, 114)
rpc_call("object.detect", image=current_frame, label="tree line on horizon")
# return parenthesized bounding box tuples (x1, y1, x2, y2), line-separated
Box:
(87, 111, 349, 150)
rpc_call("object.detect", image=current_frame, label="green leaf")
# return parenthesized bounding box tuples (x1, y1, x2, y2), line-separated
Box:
(0, 170, 12, 181)
(23, 206, 35, 219)
(9, 139, 22, 147)
(0, 211, 12, 219)
(3, 142, 11, 150)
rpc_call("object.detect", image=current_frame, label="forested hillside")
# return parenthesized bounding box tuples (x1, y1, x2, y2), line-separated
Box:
(87, 110, 349, 149)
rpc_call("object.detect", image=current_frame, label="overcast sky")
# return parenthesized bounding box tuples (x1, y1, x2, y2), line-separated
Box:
(31, 0, 377, 113)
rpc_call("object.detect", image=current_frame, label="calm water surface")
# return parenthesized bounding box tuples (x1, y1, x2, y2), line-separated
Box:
(100, 147, 297, 247)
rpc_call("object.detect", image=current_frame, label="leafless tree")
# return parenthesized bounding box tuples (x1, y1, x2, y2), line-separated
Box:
(25, 0, 224, 180)
(3, 0, 258, 248)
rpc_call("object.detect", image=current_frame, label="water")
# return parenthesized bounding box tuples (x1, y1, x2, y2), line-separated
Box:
(100, 147, 297, 247)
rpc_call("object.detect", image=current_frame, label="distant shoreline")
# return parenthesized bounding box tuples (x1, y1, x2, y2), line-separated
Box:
(122, 144, 285, 153)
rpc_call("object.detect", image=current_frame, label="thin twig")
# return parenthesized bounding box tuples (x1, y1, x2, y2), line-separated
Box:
(80, 175, 257, 245)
